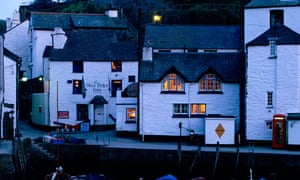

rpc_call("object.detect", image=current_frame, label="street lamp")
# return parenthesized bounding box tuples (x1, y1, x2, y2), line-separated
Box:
(153, 14, 162, 24)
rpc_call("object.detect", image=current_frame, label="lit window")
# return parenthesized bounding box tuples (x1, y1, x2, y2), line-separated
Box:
(191, 104, 206, 115)
(126, 108, 136, 122)
(73, 80, 82, 94)
(173, 104, 188, 115)
(162, 73, 184, 92)
(199, 73, 222, 92)
(112, 61, 122, 72)
(267, 91, 273, 107)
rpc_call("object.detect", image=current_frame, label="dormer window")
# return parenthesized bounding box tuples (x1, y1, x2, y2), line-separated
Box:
(162, 73, 185, 93)
(270, 10, 283, 27)
(199, 73, 222, 93)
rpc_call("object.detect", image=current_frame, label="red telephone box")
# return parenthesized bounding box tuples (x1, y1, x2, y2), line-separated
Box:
(272, 114, 286, 149)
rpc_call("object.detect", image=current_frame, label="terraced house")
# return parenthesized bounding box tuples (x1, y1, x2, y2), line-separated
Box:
(245, 0, 300, 145)
(139, 25, 244, 144)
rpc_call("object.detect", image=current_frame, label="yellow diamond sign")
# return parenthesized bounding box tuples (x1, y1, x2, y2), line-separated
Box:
(215, 123, 225, 138)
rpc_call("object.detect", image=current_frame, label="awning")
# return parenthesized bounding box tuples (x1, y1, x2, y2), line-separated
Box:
(90, 95, 108, 104)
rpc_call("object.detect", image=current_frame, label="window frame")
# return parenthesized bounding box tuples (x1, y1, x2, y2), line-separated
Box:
(270, 9, 284, 27)
(190, 103, 206, 116)
(161, 73, 185, 93)
(111, 61, 122, 72)
(126, 108, 137, 123)
(173, 104, 189, 117)
(111, 80, 122, 97)
(72, 79, 82, 94)
(267, 91, 273, 108)
(73, 61, 84, 73)
(199, 73, 222, 93)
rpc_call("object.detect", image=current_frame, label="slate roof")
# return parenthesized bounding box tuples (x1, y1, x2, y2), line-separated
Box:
(247, 25, 300, 46)
(143, 25, 242, 49)
(49, 30, 138, 61)
(245, 0, 300, 8)
(30, 12, 127, 30)
(140, 53, 244, 83)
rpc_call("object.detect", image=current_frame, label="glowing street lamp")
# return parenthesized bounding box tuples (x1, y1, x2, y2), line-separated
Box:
(153, 14, 162, 24)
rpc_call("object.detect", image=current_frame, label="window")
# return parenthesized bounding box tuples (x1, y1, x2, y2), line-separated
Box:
(267, 91, 273, 107)
(173, 104, 188, 115)
(73, 61, 83, 73)
(270, 10, 283, 27)
(112, 61, 122, 72)
(128, 75, 135, 82)
(162, 73, 184, 92)
(199, 73, 222, 92)
(191, 104, 206, 115)
(111, 80, 122, 97)
(269, 38, 277, 58)
(126, 108, 136, 122)
(77, 104, 88, 121)
(73, 80, 82, 94)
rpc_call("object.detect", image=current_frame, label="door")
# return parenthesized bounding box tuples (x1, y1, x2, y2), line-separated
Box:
(77, 104, 88, 121)
(94, 104, 105, 125)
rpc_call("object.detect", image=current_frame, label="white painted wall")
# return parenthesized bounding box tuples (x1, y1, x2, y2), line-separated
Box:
(3, 56, 17, 136)
(139, 82, 240, 137)
(40, 59, 138, 127)
(246, 45, 300, 140)
(4, 20, 30, 78)
(244, 6, 300, 44)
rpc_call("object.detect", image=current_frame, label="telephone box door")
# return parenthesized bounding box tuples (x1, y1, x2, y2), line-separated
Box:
(272, 114, 286, 149)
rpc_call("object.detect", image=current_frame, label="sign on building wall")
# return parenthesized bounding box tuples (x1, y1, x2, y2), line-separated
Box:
(57, 111, 69, 119)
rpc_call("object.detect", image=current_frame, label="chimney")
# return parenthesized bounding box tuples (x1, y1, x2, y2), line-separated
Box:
(142, 40, 153, 61)
(105, 10, 118, 18)
(51, 27, 67, 49)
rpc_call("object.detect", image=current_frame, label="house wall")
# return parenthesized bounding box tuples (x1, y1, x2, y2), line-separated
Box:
(244, 6, 300, 44)
(3, 56, 17, 136)
(0, 36, 4, 138)
(4, 20, 30, 78)
(31, 30, 52, 78)
(116, 90, 138, 132)
(246, 45, 300, 140)
(139, 82, 240, 137)
(45, 60, 138, 126)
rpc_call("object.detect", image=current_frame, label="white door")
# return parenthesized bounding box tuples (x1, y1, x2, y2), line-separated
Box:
(94, 105, 105, 125)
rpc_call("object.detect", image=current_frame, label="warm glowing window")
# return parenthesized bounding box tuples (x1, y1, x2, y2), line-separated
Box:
(112, 61, 122, 72)
(73, 80, 82, 94)
(126, 108, 136, 122)
(111, 80, 122, 97)
(199, 73, 221, 91)
(162, 73, 184, 92)
(191, 104, 206, 115)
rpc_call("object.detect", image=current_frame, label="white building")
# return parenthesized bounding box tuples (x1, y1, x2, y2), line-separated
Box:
(4, 20, 30, 79)
(1, 48, 20, 139)
(244, 0, 300, 141)
(33, 27, 138, 129)
(0, 36, 4, 138)
(139, 25, 243, 144)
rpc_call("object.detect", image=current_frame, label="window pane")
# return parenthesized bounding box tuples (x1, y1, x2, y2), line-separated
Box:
(73, 80, 82, 94)
(73, 61, 83, 73)
(127, 108, 136, 121)
(191, 104, 206, 114)
(173, 104, 188, 115)
(112, 61, 122, 72)
(111, 80, 122, 97)
(199, 73, 221, 91)
(162, 73, 184, 92)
